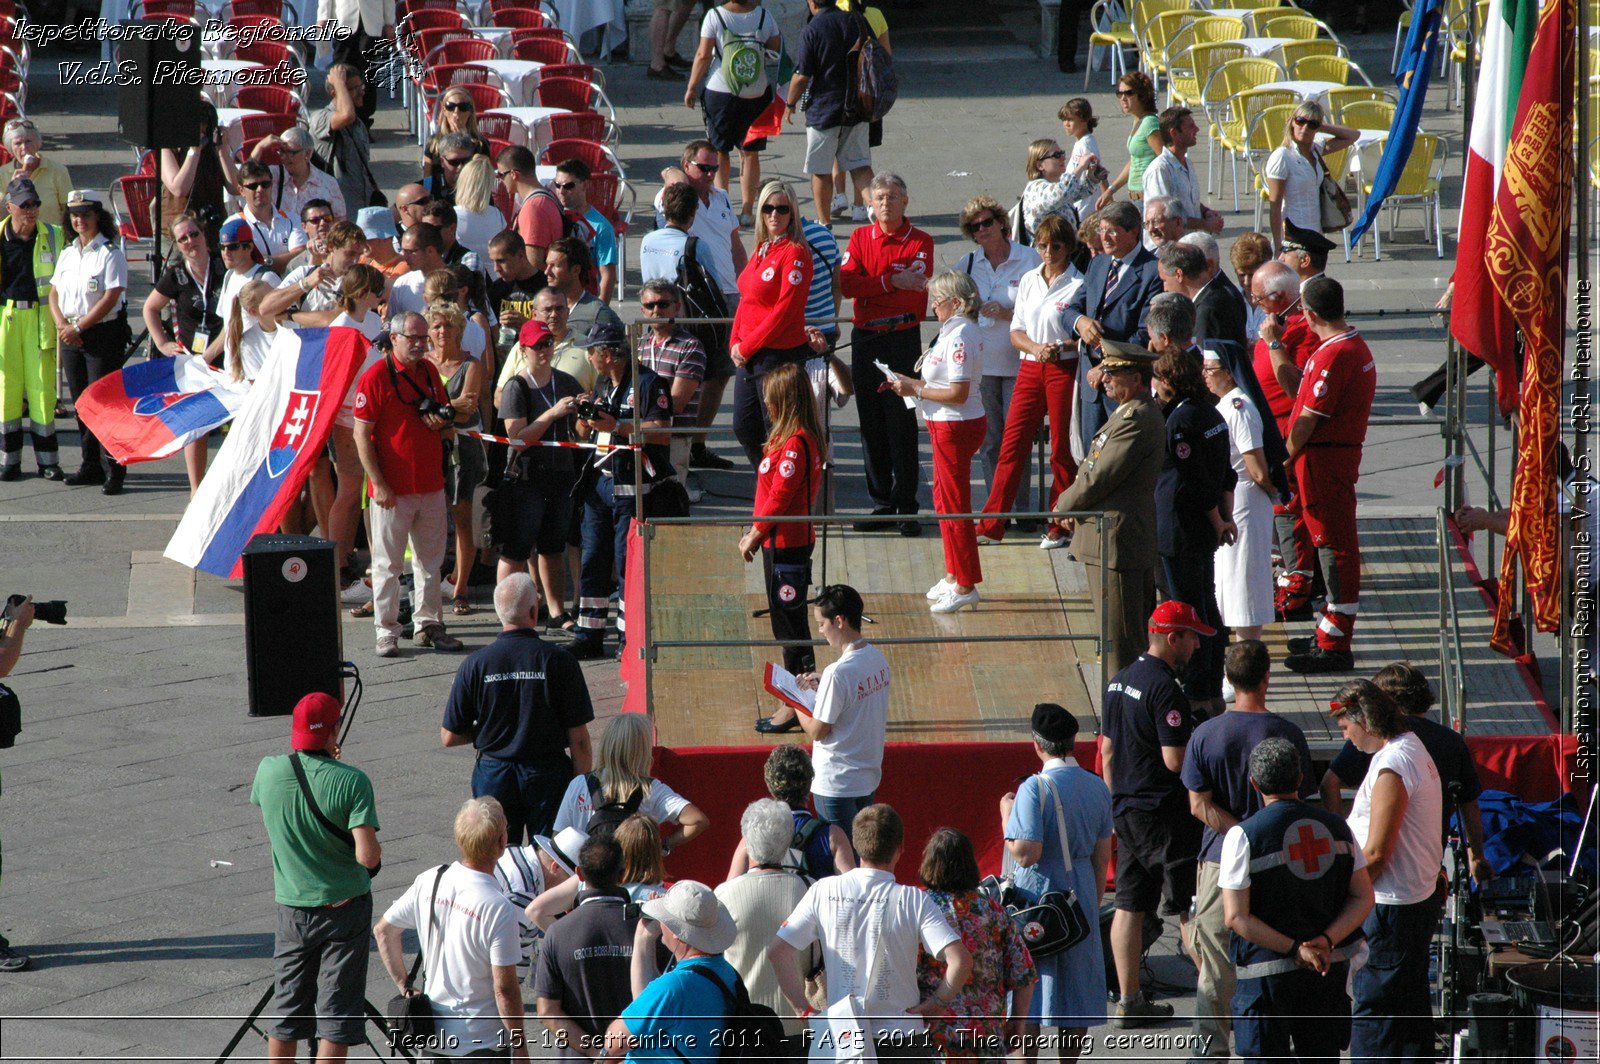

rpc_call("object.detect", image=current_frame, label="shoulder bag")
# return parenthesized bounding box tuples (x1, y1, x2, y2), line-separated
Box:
(1316, 151, 1353, 233)
(979, 772, 1091, 958)
(288, 751, 379, 879)
(385, 865, 448, 1050)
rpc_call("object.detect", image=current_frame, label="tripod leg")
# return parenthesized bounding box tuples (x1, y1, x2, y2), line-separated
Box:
(211, 984, 276, 1064)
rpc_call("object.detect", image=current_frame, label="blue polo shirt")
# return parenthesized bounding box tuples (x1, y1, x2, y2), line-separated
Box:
(621, 955, 741, 1064)
(442, 628, 594, 763)
(1103, 654, 1192, 816)
(1180, 709, 1316, 862)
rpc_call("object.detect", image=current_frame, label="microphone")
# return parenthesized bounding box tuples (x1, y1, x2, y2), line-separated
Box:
(862, 312, 916, 330)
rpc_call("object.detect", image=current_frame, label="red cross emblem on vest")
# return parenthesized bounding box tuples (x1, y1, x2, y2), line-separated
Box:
(1284, 819, 1335, 880)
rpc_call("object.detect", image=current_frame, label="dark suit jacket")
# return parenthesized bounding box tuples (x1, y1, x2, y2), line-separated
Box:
(1193, 272, 1249, 352)
(1066, 246, 1164, 453)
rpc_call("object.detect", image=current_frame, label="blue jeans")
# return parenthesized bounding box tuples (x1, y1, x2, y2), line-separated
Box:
(814, 793, 875, 832)
(575, 477, 635, 647)
(471, 754, 574, 844)
(1349, 895, 1444, 1063)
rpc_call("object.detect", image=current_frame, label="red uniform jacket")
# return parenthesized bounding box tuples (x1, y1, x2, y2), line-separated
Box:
(752, 428, 823, 548)
(839, 219, 934, 330)
(1290, 329, 1377, 448)
(731, 237, 813, 356)
(1251, 311, 1317, 433)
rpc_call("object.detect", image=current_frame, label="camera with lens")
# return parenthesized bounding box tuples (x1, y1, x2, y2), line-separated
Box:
(416, 398, 454, 422)
(4, 595, 66, 625)
(574, 399, 605, 421)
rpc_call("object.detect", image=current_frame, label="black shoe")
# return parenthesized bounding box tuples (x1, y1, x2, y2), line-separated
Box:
(690, 447, 736, 471)
(569, 639, 606, 660)
(755, 715, 802, 734)
(0, 943, 29, 972)
(852, 508, 896, 532)
(102, 478, 124, 496)
(0, 467, 20, 482)
(646, 65, 682, 81)
(64, 467, 104, 486)
(1284, 646, 1354, 674)
(1287, 636, 1315, 655)
(662, 52, 692, 70)
(37, 465, 65, 482)
(897, 520, 923, 537)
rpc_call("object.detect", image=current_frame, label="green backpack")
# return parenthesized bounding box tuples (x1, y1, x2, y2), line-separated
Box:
(713, 7, 770, 95)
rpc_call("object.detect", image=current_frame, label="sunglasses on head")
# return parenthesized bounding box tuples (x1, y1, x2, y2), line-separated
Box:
(443, 101, 473, 112)
(221, 240, 252, 251)
(760, 203, 791, 215)
(641, 299, 676, 310)
(243, 181, 271, 191)
(552, 181, 580, 191)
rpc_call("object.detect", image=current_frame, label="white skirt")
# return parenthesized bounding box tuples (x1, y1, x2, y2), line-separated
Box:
(1216, 481, 1276, 627)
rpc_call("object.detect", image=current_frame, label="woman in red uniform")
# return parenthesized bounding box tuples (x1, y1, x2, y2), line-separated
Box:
(730, 179, 815, 468)
(739, 362, 824, 734)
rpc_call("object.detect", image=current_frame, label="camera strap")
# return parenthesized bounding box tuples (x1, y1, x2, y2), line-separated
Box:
(289, 752, 355, 851)
(385, 354, 437, 411)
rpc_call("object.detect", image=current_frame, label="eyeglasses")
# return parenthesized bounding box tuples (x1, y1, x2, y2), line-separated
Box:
(495, 170, 514, 180)
(552, 181, 580, 191)
(641, 299, 676, 310)
(760, 203, 791, 216)
(398, 199, 428, 210)
(175, 230, 202, 243)
(688, 162, 717, 174)
(221, 241, 253, 251)
(13, 200, 39, 210)
(243, 181, 271, 191)
(443, 156, 472, 167)
(398, 332, 429, 342)
(969, 216, 999, 232)
(443, 101, 474, 112)
(304, 214, 333, 226)
(1144, 219, 1169, 230)
(279, 146, 305, 156)
(1042, 150, 1066, 161)
(531, 338, 554, 349)
(1293, 116, 1322, 129)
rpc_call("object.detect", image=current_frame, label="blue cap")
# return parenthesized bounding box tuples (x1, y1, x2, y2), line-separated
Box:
(355, 205, 396, 240)
(218, 217, 254, 245)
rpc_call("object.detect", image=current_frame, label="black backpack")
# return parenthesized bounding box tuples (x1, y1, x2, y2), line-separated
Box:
(674, 235, 731, 360)
(788, 815, 832, 882)
(843, 10, 897, 125)
(584, 773, 645, 837)
(682, 964, 789, 1062)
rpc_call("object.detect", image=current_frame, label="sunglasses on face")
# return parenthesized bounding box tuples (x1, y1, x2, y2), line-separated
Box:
(495, 170, 514, 180)
(552, 181, 580, 191)
(399, 199, 427, 210)
(1293, 116, 1321, 129)
(305, 214, 332, 226)
(532, 338, 554, 349)
(243, 181, 270, 191)
(444, 156, 472, 167)
(641, 299, 676, 310)
(1042, 150, 1066, 161)
(1116, 88, 1135, 96)
(688, 162, 717, 174)
(221, 241, 253, 251)
(969, 216, 1000, 232)
(175, 230, 202, 243)
(443, 101, 473, 112)
(760, 203, 791, 216)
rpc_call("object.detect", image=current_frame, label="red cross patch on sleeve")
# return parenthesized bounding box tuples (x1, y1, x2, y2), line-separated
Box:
(788, 268, 805, 285)
(1175, 441, 1190, 459)
(779, 459, 796, 478)
(951, 344, 966, 365)
(1166, 709, 1183, 728)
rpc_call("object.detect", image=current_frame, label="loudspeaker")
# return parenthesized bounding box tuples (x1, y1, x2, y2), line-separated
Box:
(117, 26, 209, 151)
(242, 533, 343, 718)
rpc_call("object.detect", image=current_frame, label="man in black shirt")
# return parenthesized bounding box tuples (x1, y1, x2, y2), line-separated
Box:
(442, 572, 595, 843)
(534, 833, 641, 1057)
(785, 0, 876, 226)
(487, 230, 547, 354)
(1100, 600, 1209, 1028)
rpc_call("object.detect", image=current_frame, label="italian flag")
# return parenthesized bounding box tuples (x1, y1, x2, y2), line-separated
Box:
(1449, 0, 1537, 414)
(743, 48, 796, 148)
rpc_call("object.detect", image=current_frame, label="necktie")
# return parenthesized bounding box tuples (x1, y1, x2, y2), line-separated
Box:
(1103, 259, 1122, 302)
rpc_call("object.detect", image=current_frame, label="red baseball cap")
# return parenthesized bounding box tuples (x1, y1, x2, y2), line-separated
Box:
(518, 320, 554, 348)
(291, 692, 342, 750)
(1148, 600, 1217, 637)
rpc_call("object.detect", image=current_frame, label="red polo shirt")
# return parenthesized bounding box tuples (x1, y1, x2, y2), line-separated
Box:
(1251, 311, 1317, 429)
(1289, 328, 1376, 447)
(353, 355, 449, 497)
(839, 218, 934, 329)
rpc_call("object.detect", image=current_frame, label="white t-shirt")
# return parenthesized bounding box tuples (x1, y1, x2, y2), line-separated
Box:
(1346, 732, 1444, 905)
(278, 261, 342, 312)
(775, 867, 960, 1036)
(1142, 148, 1202, 221)
(919, 316, 985, 422)
(455, 204, 505, 263)
(811, 640, 891, 799)
(227, 207, 308, 261)
(217, 265, 281, 337)
(387, 270, 430, 320)
(1011, 264, 1084, 351)
(381, 862, 523, 1056)
(955, 242, 1040, 378)
(552, 775, 692, 833)
(330, 309, 384, 428)
(1263, 144, 1325, 236)
(237, 322, 280, 383)
(700, 5, 778, 97)
(1218, 813, 1367, 889)
(1067, 133, 1102, 219)
(653, 186, 740, 296)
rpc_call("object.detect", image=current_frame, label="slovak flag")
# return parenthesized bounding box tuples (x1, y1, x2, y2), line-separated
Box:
(75, 355, 250, 465)
(165, 326, 369, 579)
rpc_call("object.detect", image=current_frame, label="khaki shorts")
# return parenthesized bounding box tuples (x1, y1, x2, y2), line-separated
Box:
(803, 123, 871, 175)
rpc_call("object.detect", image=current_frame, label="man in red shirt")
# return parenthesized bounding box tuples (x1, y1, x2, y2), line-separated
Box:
(353, 311, 466, 658)
(1282, 277, 1374, 673)
(497, 145, 564, 273)
(838, 173, 934, 537)
(1250, 261, 1321, 620)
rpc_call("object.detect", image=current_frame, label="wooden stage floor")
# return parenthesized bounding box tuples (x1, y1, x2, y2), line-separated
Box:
(641, 516, 1550, 751)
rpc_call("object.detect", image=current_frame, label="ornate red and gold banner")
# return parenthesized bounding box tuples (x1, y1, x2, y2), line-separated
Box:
(1483, 0, 1574, 651)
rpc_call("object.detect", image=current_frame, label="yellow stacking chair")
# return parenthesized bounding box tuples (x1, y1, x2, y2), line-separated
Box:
(1340, 100, 1395, 130)
(1209, 85, 1295, 208)
(1325, 85, 1394, 123)
(1294, 54, 1372, 85)
(1245, 104, 1297, 230)
(1358, 132, 1445, 259)
(1085, 0, 1138, 90)
(1168, 41, 1245, 108)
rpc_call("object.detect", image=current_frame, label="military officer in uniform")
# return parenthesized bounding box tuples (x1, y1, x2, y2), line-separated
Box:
(1278, 221, 1335, 288)
(1052, 339, 1165, 680)
(0, 178, 63, 481)
(1221, 737, 1375, 1064)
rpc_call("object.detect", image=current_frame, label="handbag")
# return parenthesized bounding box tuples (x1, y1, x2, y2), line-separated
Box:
(384, 865, 448, 1050)
(1316, 153, 1353, 232)
(981, 773, 1092, 959)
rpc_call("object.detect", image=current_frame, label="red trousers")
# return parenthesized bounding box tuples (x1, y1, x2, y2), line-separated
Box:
(929, 416, 987, 587)
(974, 358, 1078, 541)
(1273, 415, 1317, 581)
(1295, 447, 1362, 651)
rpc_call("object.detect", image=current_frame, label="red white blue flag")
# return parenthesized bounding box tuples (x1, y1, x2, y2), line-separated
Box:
(75, 355, 250, 465)
(165, 326, 369, 579)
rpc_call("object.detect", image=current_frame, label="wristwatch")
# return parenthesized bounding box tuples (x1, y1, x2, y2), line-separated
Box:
(1267, 341, 1284, 352)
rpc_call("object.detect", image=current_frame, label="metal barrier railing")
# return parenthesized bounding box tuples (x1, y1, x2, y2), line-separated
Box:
(1437, 507, 1469, 731)
(635, 510, 1109, 719)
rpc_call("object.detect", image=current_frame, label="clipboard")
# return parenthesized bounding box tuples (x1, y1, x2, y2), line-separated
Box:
(763, 662, 816, 717)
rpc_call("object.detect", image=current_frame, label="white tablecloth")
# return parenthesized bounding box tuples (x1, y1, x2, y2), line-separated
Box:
(470, 26, 513, 56)
(1235, 36, 1292, 57)
(200, 58, 267, 105)
(1256, 79, 1345, 101)
(473, 59, 546, 105)
(100, 0, 317, 62)
(483, 105, 570, 150)
(548, 0, 624, 57)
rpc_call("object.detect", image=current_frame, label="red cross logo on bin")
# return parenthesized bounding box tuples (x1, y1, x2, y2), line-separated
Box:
(1285, 819, 1334, 879)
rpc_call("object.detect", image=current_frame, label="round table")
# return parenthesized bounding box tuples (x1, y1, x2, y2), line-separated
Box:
(473, 59, 546, 106)
(470, 26, 514, 56)
(1256, 79, 1346, 102)
(199, 59, 267, 106)
(1235, 36, 1293, 57)
(483, 105, 571, 151)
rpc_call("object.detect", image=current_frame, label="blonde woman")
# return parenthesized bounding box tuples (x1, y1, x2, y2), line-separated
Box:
(424, 300, 486, 615)
(1020, 138, 1102, 238)
(329, 264, 388, 605)
(451, 154, 503, 262)
(224, 279, 284, 385)
(882, 271, 988, 614)
(424, 88, 489, 199)
(1263, 101, 1359, 253)
(551, 713, 709, 851)
(527, 812, 671, 932)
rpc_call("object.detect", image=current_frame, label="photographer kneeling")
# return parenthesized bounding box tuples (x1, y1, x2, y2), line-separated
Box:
(353, 311, 465, 659)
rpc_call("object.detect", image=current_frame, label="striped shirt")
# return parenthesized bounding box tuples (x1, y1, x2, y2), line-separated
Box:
(801, 218, 841, 337)
(638, 327, 707, 424)
(493, 844, 547, 982)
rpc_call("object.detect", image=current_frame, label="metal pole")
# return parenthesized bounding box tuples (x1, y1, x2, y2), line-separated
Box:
(1444, 335, 1461, 513)
(641, 522, 655, 716)
(1098, 515, 1108, 717)
(1487, 368, 1498, 578)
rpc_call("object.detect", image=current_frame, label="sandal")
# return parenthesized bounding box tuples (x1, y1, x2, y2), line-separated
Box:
(452, 597, 473, 616)
(545, 612, 577, 633)
(350, 601, 374, 618)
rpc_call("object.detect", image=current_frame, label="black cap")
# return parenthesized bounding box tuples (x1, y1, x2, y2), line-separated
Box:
(1031, 702, 1079, 744)
(1281, 220, 1335, 255)
(574, 321, 627, 350)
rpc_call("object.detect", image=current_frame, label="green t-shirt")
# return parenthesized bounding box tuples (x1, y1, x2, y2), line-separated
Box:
(1128, 113, 1162, 193)
(250, 752, 380, 907)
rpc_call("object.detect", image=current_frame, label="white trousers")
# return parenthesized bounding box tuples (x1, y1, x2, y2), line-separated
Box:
(368, 489, 448, 640)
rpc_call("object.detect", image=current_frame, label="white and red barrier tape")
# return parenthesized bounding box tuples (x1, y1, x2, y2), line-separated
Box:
(460, 430, 655, 476)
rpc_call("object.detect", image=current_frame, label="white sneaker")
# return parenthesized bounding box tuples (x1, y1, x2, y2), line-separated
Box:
(926, 577, 955, 600)
(341, 579, 373, 604)
(850, 205, 870, 223)
(375, 634, 400, 658)
(930, 587, 980, 614)
(831, 192, 848, 216)
(1039, 531, 1071, 550)
(441, 577, 455, 600)
(1221, 677, 1235, 703)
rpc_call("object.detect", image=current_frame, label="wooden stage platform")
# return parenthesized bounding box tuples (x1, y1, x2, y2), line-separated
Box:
(640, 516, 1550, 752)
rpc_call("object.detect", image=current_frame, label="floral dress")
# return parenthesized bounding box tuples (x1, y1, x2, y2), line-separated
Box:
(916, 888, 1037, 1062)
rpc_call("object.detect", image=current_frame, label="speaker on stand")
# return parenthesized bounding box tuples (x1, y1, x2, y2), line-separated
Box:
(241, 534, 343, 718)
